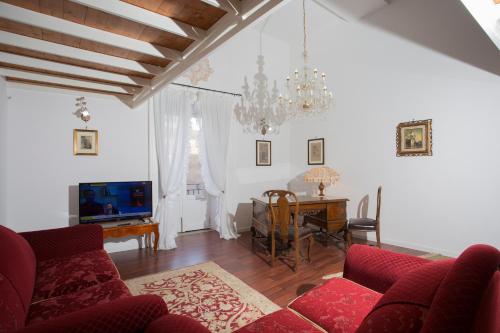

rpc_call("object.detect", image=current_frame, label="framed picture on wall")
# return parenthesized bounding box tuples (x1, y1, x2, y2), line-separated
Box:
(308, 138, 324, 165)
(396, 119, 432, 156)
(256, 140, 271, 166)
(74, 129, 99, 156)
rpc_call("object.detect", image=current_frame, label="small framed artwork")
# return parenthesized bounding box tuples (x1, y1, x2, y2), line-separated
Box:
(256, 140, 271, 166)
(396, 119, 432, 156)
(308, 138, 324, 165)
(74, 129, 99, 156)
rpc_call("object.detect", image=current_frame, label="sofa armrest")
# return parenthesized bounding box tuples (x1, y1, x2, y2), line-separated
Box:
(145, 314, 210, 333)
(20, 224, 103, 261)
(20, 295, 168, 333)
(343, 245, 430, 293)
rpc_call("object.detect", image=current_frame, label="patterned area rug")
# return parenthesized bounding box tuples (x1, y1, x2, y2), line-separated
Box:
(126, 262, 280, 332)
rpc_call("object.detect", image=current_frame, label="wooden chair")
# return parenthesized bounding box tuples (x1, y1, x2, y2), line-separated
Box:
(346, 186, 382, 248)
(263, 190, 314, 272)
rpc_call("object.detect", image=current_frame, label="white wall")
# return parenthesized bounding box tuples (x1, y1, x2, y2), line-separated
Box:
(282, 0, 500, 256)
(0, 25, 291, 253)
(0, 77, 7, 226)
(4, 86, 150, 252)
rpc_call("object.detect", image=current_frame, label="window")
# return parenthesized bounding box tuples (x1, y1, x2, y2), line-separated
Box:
(186, 116, 206, 198)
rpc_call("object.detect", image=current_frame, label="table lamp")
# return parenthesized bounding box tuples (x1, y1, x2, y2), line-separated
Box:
(304, 166, 340, 197)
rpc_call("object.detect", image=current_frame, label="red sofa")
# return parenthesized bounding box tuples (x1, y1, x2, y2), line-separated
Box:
(236, 244, 499, 333)
(0, 224, 208, 333)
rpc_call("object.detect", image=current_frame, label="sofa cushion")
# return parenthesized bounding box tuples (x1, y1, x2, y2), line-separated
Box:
(235, 309, 324, 333)
(0, 273, 27, 332)
(356, 260, 453, 333)
(422, 244, 499, 333)
(343, 245, 430, 294)
(27, 279, 131, 325)
(0, 225, 36, 331)
(288, 278, 382, 333)
(32, 249, 119, 303)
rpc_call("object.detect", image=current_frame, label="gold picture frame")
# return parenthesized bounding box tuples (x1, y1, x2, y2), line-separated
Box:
(74, 129, 99, 156)
(396, 119, 432, 156)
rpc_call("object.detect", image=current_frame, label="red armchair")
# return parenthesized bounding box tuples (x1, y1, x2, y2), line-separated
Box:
(0, 224, 208, 333)
(236, 244, 499, 333)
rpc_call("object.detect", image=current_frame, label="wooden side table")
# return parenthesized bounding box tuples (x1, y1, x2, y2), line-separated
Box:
(102, 222, 159, 255)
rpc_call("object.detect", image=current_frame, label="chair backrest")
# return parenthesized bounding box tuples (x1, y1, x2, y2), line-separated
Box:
(375, 186, 382, 222)
(0, 225, 36, 332)
(263, 190, 299, 244)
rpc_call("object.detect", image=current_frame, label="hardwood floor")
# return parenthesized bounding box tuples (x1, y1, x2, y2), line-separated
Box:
(111, 231, 425, 308)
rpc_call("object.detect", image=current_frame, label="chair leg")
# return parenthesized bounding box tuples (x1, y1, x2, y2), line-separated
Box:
(251, 228, 255, 254)
(307, 235, 313, 263)
(346, 230, 353, 248)
(376, 228, 381, 248)
(271, 237, 276, 267)
(294, 240, 300, 272)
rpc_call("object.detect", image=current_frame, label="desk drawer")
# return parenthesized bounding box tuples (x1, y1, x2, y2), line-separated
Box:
(327, 221, 346, 233)
(327, 202, 346, 220)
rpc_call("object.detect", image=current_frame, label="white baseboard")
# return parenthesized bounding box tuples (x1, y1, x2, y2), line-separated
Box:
(365, 235, 459, 257)
(237, 226, 251, 233)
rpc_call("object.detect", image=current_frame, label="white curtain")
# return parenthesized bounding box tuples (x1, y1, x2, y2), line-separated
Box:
(197, 93, 239, 239)
(151, 87, 190, 249)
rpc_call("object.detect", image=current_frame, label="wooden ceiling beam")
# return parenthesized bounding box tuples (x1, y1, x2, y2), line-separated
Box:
(69, 0, 206, 41)
(0, 2, 181, 62)
(0, 68, 136, 95)
(201, 0, 241, 15)
(0, 62, 143, 89)
(132, 0, 286, 107)
(0, 31, 162, 75)
(0, 51, 149, 88)
(6, 77, 134, 98)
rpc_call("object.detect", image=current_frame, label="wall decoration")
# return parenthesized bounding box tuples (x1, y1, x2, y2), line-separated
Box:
(181, 57, 214, 85)
(308, 138, 324, 165)
(74, 129, 98, 156)
(256, 140, 271, 166)
(396, 119, 432, 156)
(396, 119, 433, 156)
(74, 96, 91, 126)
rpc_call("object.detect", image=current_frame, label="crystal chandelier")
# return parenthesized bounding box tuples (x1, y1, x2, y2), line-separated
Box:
(234, 33, 287, 135)
(279, 0, 333, 116)
(75, 96, 91, 128)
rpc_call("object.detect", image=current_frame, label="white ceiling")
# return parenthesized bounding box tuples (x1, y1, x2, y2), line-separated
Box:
(313, 0, 389, 21)
(460, 0, 500, 51)
(253, 0, 389, 48)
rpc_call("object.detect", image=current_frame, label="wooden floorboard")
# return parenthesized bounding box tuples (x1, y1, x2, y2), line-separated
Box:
(111, 231, 426, 308)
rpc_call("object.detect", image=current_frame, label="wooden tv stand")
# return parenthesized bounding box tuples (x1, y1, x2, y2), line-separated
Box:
(101, 220, 159, 255)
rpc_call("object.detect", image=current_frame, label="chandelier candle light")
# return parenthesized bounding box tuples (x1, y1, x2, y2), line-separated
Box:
(279, 0, 333, 116)
(304, 166, 340, 197)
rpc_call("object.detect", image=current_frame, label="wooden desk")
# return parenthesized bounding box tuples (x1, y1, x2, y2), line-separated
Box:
(251, 196, 349, 247)
(102, 222, 159, 255)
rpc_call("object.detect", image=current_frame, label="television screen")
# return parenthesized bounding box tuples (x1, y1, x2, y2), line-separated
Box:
(79, 181, 152, 224)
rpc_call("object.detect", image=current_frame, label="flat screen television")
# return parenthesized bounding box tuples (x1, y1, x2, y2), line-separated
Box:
(79, 181, 152, 224)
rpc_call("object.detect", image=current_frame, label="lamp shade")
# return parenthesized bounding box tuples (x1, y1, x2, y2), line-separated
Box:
(304, 166, 340, 185)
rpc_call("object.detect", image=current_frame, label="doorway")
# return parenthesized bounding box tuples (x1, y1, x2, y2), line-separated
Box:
(181, 114, 209, 232)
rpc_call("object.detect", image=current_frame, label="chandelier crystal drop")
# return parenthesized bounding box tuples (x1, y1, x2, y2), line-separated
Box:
(234, 38, 287, 135)
(278, 0, 333, 117)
